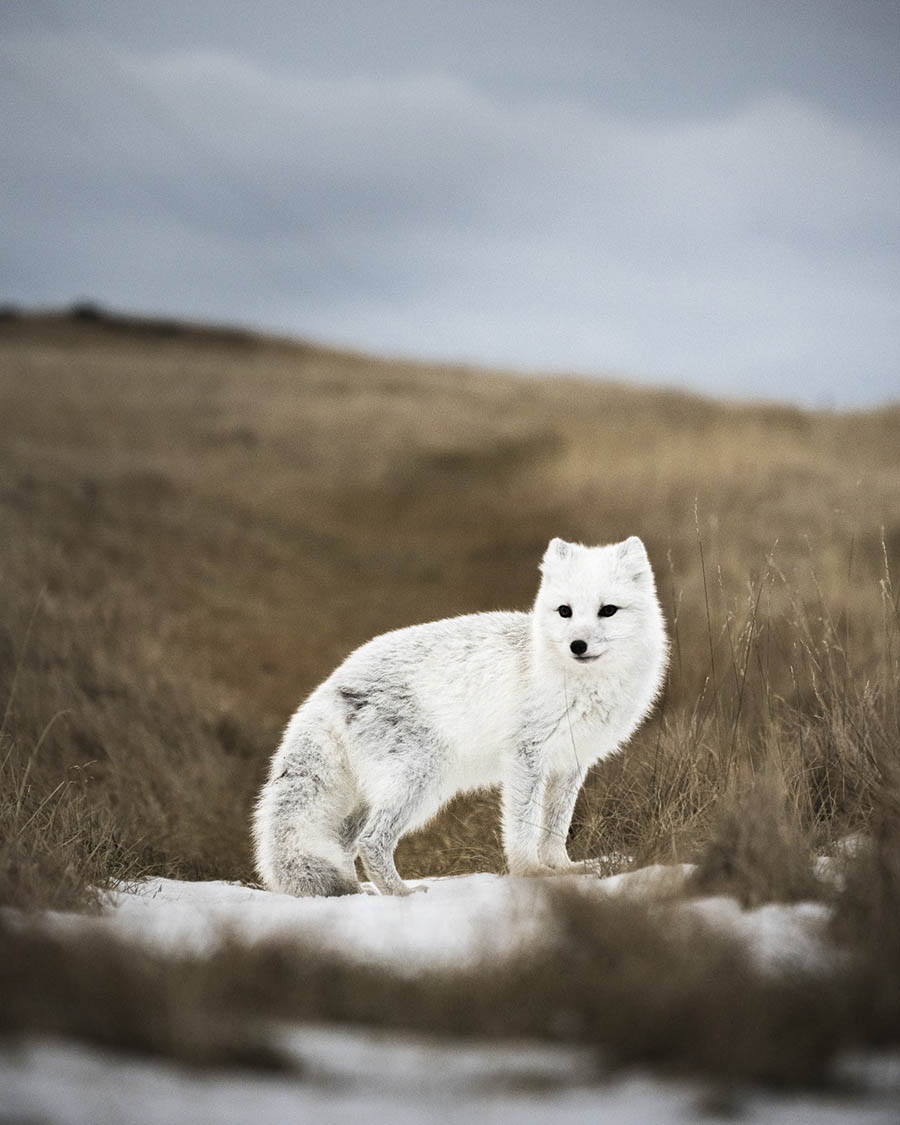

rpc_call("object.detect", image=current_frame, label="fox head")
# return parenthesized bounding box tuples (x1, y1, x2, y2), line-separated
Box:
(533, 536, 666, 674)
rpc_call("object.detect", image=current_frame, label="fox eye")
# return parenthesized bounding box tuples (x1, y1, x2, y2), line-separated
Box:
(557, 605, 573, 618)
(599, 604, 619, 617)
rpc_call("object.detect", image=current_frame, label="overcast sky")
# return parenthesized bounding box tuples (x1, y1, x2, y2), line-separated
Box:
(2, 1, 899, 406)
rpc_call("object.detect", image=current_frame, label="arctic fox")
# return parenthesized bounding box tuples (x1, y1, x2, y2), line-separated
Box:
(253, 536, 668, 897)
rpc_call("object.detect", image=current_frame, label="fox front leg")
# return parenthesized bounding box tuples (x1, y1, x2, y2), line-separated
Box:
(539, 768, 601, 874)
(501, 752, 558, 877)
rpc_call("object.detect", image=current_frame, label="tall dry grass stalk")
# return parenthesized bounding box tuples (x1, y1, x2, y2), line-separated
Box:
(0, 596, 145, 909)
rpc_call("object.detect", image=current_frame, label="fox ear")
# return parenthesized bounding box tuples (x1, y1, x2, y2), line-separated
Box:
(618, 536, 650, 581)
(540, 537, 572, 571)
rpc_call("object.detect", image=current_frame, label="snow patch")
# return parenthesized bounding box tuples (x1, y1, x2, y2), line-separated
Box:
(687, 895, 834, 975)
(30, 865, 834, 979)
(3, 1033, 899, 1125)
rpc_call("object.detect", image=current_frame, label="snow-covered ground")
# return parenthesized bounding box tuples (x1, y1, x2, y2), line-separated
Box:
(4, 1030, 900, 1125)
(29, 864, 831, 975)
(3, 866, 898, 1123)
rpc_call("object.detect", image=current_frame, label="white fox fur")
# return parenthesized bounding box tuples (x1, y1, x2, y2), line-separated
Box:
(253, 536, 668, 896)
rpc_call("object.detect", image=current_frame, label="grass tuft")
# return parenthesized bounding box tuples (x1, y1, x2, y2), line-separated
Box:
(688, 769, 820, 908)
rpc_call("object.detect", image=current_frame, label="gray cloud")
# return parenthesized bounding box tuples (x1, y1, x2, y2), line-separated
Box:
(2, 2, 899, 405)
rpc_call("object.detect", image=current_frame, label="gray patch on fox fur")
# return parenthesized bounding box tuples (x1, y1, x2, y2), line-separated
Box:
(340, 680, 426, 757)
(273, 758, 325, 795)
(338, 686, 369, 722)
(339, 803, 370, 850)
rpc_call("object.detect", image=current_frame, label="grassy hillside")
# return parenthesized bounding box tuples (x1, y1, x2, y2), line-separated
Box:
(1, 308, 898, 903)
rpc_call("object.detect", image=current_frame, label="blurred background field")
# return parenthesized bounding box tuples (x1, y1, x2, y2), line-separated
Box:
(1, 308, 898, 905)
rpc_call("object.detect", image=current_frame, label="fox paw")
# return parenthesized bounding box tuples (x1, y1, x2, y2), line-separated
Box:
(393, 881, 429, 896)
(508, 863, 559, 879)
(544, 857, 604, 876)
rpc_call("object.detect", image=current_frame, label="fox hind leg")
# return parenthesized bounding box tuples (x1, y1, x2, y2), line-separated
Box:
(357, 781, 434, 895)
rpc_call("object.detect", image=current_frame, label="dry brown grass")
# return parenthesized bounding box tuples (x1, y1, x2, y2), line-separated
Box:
(1, 307, 900, 1083)
(1, 306, 898, 890)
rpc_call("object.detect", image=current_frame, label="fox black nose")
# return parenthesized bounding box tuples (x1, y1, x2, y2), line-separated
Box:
(570, 639, 587, 656)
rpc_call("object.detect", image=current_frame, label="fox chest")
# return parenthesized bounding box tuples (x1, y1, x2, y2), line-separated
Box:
(530, 688, 630, 771)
